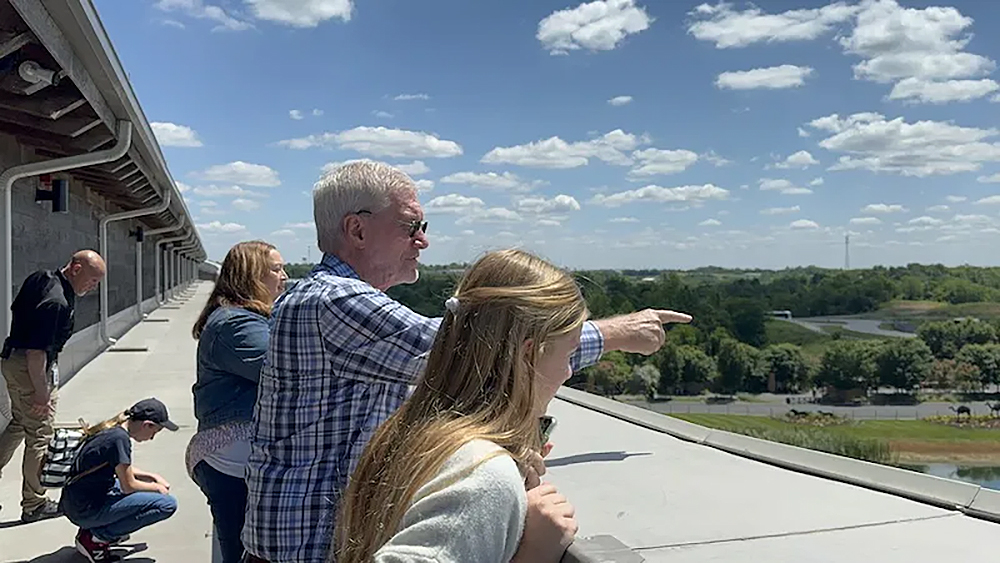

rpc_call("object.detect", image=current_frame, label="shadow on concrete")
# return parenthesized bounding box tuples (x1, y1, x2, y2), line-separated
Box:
(546, 451, 652, 468)
(0, 514, 65, 529)
(0, 518, 27, 529)
(7, 542, 154, 562)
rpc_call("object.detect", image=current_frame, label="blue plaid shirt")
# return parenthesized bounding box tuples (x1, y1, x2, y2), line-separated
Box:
(242, 254, 605, 563)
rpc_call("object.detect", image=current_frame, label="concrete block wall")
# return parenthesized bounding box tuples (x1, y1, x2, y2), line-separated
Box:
(0, 132, 193, 380)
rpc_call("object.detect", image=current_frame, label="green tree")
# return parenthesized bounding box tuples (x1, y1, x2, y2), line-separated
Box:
(874, 338, 932, 392)
(816, 340, 879, 392)
(666, 324, 700, 347)
(705, 326, 731, 357)
(654, 344, 681, 395)
(626, 364, 660, 397)
(897, 276, 925, 300)
(657, 345, 716, 395)
(760, 343, 811, 393)
(715, 339, 763, 395)
(956, 343, 1000, 391)
(725, 298, 767, 347)
(933, 279, 994, 304)
(585, 357, 632, 396)
(918, 319, 997, 359)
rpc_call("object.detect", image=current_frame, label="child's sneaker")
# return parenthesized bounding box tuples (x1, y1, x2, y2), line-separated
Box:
(75, 529, 116, 562)
(108, 533, 130, 545)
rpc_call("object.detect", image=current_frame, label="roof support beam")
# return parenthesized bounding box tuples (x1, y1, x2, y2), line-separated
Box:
(0, 91, 87, 121)
(8, 0, 116, 132)
(0, 31, 33, 60)
(0, 107, 105, 139)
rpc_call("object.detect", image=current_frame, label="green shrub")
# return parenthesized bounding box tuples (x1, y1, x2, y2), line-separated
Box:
(730, 426, 896, 464)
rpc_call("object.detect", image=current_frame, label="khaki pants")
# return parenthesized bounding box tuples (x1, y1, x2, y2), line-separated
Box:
(0, 352, 57, 511)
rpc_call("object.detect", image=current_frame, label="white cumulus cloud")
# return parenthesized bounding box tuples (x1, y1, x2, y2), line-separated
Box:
(538, 0, 652, 55)
(790, 219, 820, 229)
(862, 203, 907, 214)
(198, 220, 247, 233)
(850, 217, 882, 225)
(590, 184, 729, 207)
(195, 161, 281, 187)
(514, 195, 581, 215)
(840, 0, 998, 104)
(245, 0, 353, 27)
(758, 178, 812, 195)
(289, 110, 304, 120)
(806, 112, 1000, 177)
(154, 0, 252, 31)
(192, 185, 268, 198)
(608, 95, 633, 106)
(686, 1, 858, 49)
(440, 171, 541, 192)
(716, 65, 814, 90)
(978, 173, 1000, 183)
(394, 93, 430, 101)
(628, 148, 700, 177)
(151, 122, 203, 147)
(773, 150, 819, 169)
(760, 206, 800, 215)
(232, 198, 260, 211)
(482, 129, 649, 169)
(424, 194, 486, 214)
(699, 218, 722, 227)
(396, 161, 430, 176)
(279, 127, 463, 159)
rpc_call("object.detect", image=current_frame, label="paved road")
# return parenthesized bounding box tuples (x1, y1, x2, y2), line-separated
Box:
(787, 317, 916, 338)
(621, 397, 997, 420)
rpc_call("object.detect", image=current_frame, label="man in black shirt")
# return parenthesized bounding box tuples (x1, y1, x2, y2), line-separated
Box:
(0, 250, 105, 522)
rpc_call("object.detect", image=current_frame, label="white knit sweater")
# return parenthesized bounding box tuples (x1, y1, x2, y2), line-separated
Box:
(374, 439, 528, 563)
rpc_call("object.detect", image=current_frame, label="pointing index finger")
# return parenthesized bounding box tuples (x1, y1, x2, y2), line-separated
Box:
(655, 310, 692, 325)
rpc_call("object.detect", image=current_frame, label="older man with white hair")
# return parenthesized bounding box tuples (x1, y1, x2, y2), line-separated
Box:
(242, 160, 691, 563)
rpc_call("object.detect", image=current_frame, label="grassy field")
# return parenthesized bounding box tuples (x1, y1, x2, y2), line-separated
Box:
(860, 300, 1000, 323)
(672, 413, 1000, 464)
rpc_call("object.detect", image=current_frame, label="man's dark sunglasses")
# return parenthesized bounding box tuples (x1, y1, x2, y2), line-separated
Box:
(355, 210, 428, 238)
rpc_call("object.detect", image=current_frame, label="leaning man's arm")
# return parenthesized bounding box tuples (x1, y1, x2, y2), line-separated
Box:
(22, 303, 65, 396)
(321, 290, 442, 385)
(570, 321, 605, 372)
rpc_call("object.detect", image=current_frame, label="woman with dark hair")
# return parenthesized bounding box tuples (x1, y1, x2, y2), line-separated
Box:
(185, 240, 286, 563)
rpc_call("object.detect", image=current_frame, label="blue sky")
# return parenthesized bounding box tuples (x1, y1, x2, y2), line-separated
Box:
(94, 0, 1000, 270)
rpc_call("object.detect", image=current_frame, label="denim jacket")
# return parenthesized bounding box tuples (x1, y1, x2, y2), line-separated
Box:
(193, 306, 269, 431)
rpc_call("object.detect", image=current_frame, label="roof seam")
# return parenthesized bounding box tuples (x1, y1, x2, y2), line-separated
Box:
(633, 513, 957, 552)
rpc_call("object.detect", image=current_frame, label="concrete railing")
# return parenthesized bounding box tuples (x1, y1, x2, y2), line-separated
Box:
(555, 386, 1000, 525)
(562, 535, 645, 562)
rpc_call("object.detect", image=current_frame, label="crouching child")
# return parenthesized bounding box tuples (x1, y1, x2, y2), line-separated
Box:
(59, 398, 179, 562)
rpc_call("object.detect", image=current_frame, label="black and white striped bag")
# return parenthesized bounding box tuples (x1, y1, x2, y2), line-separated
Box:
(39, 427, 86, 488)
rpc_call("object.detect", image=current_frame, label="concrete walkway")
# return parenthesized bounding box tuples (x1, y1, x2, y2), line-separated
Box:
(0, 282, 213, 563)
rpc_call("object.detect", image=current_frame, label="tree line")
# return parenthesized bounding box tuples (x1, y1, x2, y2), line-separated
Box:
(571, 318, 1000, 400)
(283, 261, 1000, 399)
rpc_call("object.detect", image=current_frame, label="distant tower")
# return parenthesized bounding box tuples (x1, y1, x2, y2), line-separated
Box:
(844, 234, 850, 270)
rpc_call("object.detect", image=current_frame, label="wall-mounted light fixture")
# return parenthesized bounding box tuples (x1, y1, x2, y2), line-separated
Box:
(34, 175, 69, 213)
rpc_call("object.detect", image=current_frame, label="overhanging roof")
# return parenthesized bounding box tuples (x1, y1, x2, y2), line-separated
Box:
(0, 0, 204, 260)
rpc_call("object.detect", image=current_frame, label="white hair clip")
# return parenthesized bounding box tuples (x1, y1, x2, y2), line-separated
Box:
(445, 296, 460, 314)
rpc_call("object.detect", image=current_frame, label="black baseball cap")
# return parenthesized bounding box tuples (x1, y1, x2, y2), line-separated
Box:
(127, 398, 179, 431)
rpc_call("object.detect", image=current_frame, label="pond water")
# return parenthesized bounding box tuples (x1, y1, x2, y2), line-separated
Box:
(902, 464, 1000, 491)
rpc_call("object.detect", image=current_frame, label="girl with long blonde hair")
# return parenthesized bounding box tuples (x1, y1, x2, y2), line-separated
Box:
(334, 249, 587, 563)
